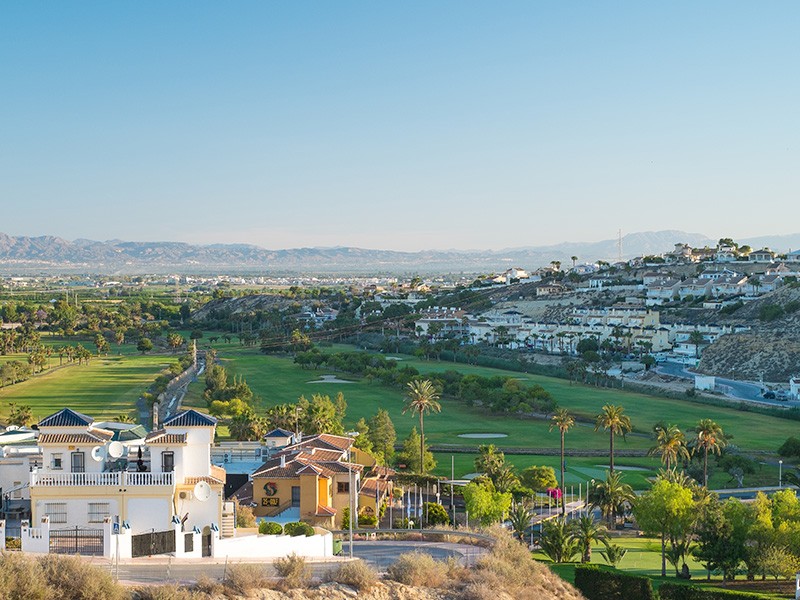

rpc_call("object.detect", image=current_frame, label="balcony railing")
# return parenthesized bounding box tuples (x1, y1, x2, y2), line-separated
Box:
(30, 471, 174, 488)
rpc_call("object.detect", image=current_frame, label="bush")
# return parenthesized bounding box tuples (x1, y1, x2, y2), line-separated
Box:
(133, 585, 197, 600)
(386, 551, 447, 587)
(778, 436, 800, 458)
(274, 553, 311, 589)
(358, 513, 378, 527)
(222, 563, 272, 595)
(326, 559, 378, 591)
(0, 553, 51, 600)
(37, 554, 125, 600)
(574, 564, 656, 600)
(759, 303, 784, 322)
(658, 583, 766, 599)
(236, 505, 256, 528)
(283, 521, 315, 536)
(424, 501, 451, 526)
(258, 521, 283, 535)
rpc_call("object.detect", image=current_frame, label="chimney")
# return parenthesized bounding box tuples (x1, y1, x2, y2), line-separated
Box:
(310, 448, 316, 455)
(280, 455, 286, 468)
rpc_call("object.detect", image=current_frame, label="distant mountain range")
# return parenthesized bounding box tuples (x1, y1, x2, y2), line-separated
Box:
(1, 230, 799, 275)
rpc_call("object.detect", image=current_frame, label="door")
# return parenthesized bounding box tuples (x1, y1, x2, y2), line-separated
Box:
(201, 526, 212, 557)
(162, 451, 174, 473)
(71, 452, 85, 473)
(291, 486, 301, 507)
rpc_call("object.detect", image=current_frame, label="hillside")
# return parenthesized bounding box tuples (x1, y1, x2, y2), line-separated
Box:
(698, 285, 800, 381)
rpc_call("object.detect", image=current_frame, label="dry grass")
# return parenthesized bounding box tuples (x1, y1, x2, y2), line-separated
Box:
(223, 563, 274, 595)
(326, 559, 378, 591)
(133, 585, 199, 600)
(457, 526, 584, 600)
(385, 552, 448, 588)
(274, 553, 312, 590)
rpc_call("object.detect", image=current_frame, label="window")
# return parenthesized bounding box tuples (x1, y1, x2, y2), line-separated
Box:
(70, 452, 85, 473)
(51, 454, 63, 470)
(337, 482, 350, 494)
(45, 502, 67, 524)
(88, 502, 110, 523)
(162, 451, 174, 473)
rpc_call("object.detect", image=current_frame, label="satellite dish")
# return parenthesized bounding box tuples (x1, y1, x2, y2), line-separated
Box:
(193, 481, 213, 502)
(91, 446, 106, 462)
(107, 441, 124, 459)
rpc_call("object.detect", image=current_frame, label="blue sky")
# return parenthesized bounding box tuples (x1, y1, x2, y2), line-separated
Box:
(1, 2, 798, 250)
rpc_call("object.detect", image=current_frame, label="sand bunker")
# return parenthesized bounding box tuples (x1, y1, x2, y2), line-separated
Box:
(307, 375, 355, 384)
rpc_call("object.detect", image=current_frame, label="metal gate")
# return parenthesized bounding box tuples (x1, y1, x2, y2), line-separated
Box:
(201, 526, 212, 557)
(131, 529, 175, 558)
(49, 527, 104, 555)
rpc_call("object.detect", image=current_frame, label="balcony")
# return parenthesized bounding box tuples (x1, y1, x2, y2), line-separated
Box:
(30, 470, 174, 488)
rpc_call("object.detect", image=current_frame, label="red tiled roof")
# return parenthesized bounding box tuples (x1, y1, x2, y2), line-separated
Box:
(184, 475, 224, 486)
(145, 430, 187, 445)
(316, 504, 336, 517)
(38, 430, 114, 445)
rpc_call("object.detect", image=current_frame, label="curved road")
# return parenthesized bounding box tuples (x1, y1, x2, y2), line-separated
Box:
(655, 360, 793, 406)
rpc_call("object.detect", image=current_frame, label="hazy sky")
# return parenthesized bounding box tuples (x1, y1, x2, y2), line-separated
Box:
(2, 2, 798, 251)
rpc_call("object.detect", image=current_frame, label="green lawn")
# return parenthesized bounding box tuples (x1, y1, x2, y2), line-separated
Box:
(0, 350, 172, 423)
(543, 537, 788, 598)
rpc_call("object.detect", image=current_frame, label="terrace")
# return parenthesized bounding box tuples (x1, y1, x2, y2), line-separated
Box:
(29, 470, 174, 487)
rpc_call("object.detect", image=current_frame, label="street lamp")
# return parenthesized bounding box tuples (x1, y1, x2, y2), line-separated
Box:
(780, 460, 783, 488)
(345, 431, 360, 559)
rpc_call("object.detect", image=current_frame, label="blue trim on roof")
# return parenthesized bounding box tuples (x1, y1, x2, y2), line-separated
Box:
(38, 408, 93, 428)
(164, 409, 217, 427)
(265, 428, 294, 438)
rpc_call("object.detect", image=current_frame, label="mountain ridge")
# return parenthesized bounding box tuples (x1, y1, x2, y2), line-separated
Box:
(0, 230, 797, 275)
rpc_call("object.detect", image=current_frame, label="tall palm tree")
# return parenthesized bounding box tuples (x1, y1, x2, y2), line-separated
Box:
(691, 419, 726, 487)
(588, 470, 635, 527)
(550, 408, 575, 515)
(403, 379, 441, 475)
(594, 405, 632, 473)
(649, 424, 690, 471)
(569, 515, 609, 563)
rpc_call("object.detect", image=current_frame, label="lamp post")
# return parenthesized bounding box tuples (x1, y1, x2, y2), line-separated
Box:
(345, 431, 360, 559)
(780, 460, 784, 488)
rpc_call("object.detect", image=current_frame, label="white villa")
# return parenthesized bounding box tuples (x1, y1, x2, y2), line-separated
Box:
(29, 408, 225, 536)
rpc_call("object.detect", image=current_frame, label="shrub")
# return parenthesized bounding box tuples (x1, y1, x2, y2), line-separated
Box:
(326, 559, 378, 591)
(236, 505, 256, 528)
(759, 303, 784, 322)
(37, 554, 126, 600)
(133, 585, 197, 600)
(274, 553, 311, 589)
(386, 551, 447, 587)
(423, 501, 450, 526)
(574, 564, 656, 600)
(223, 563, 272, 595)
(259, 521, 283, 535)
(658, 583, 766, 599)
(0, 553, 51, 600)
(283, 521, 315, 536)
(358, 513, 378, 527)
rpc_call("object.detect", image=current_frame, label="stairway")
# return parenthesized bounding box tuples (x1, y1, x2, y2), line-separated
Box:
(221, 502, 235, 538)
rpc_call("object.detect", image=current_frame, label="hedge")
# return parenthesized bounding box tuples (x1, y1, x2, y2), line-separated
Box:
(574, 565, 656, 600)
(283, 521, 315, 537)
(258, 521, 283, 535)
(658, 584, 769, 600)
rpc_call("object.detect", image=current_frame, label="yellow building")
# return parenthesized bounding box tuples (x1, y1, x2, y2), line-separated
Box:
(250, 433, 389, 529)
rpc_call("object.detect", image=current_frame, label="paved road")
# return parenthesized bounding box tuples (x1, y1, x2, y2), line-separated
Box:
(96, 539, 487, 584)
(655, 360, 788, 405)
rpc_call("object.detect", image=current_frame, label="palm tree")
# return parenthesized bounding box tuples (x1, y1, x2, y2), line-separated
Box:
(649, 424, 690, 471)
(403, 380, 441, 475)
(588, 470, 635, 527)
(691, 419, 727, 487)
(569, 515, 609, 563)
(550, 408, 575, 515)
(539, 517, 579, 563)
(688, 330, 705, 358)
(508, 501, 535, 541)
(594, 405, 632, 473)
(571, 256, 578, 268)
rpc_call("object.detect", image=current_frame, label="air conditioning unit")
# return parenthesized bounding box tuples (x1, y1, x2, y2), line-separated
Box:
(179, 491, 193, 500)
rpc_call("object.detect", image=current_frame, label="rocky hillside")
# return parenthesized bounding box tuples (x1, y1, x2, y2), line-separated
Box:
(698, 285, 800, 381)
(192, 294, 296, 321)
